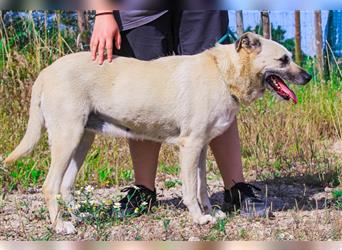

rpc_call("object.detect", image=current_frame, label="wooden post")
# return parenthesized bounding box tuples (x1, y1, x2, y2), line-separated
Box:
(261, 10, 271, 39)
(77, 10, 86, 34)
(0, 10, 3, 47)
(294, 10, 302, 65)
(236, 10, 244, 37)
(314, 10, 324, 79)
(77, 10, 89, 50)
(84, 11, 89, 29)
(56, 11, 63, 56)
(44, 11, 48, 46)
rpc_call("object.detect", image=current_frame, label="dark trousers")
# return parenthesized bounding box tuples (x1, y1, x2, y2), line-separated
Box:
(114, 11, 229, 60)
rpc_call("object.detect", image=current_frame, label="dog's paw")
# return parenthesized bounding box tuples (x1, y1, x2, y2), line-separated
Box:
(213, 209, 226, 220)
(55, 221, 76, 235)
(193, 214, 216, 225)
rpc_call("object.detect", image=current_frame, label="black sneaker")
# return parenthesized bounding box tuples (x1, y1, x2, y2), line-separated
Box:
(116, 185, 157, 218)
(224, 182, 269, 218)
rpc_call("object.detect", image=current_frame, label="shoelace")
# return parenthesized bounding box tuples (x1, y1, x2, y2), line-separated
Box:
(119, 186, 142, 205)
(121, 186, 140, 193)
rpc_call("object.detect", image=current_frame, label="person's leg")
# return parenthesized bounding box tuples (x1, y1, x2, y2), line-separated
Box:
(128, 140, 161, 191)
(209, 118, 244, 189)
(114, 13, 173, 193)
(175, 10, 229, 55)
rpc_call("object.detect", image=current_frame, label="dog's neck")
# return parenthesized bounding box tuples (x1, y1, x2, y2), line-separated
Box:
(208, 44, 259, 105)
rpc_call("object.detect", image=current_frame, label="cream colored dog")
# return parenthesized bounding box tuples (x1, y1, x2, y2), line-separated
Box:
(4, 32, 311, 234)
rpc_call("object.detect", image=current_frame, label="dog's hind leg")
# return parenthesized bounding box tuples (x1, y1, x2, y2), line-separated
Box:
(180, 139, 215, 225)
(42, 124, 85, 235)
(60, 131, 95, 206)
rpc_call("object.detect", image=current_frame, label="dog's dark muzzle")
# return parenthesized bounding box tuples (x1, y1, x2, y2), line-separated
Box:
(274, 69, 312, 86)
(295, 69, 312, 85)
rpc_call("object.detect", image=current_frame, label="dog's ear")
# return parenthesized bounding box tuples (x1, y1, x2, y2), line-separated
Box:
(235, 32, 261, 53)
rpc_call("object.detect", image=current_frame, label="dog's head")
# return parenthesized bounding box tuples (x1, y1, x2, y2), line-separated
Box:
(233, 32, 311, 104)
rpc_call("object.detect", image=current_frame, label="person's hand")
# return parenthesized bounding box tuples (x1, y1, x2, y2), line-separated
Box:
(90, 13, 121, 65)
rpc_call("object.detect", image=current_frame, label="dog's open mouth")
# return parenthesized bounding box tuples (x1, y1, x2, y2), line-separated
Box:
(266, 75, 298, 104)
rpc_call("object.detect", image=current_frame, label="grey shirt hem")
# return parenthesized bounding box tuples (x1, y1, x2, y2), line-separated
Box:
(119, 10, 168, 31)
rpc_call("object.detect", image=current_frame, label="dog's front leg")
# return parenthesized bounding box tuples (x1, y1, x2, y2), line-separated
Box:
(180, 139, 215, 225)
(197, 146, 226, 220)
(197, 146, 212, 213)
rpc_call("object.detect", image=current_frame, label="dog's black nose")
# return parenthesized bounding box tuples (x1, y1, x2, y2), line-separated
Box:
(300, 70, 312, 84)
(304, 72, 312, 83)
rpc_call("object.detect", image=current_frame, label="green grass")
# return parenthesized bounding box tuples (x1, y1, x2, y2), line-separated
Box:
(159, 163, 180, 175)
(332, 189, 342, 199)
(164, 179, 182, 189)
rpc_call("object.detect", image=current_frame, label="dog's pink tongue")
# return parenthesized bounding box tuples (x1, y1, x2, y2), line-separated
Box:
(278, 81, 298, 104)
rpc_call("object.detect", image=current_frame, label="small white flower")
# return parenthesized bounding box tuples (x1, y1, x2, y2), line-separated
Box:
(278, 233, 285, 240)
(85, 185, 94, 193)
(80, 212, 91, 218)
(141, 201, 148, 206)
(113, 202, 121, 209)
(89, 199, 100, 206)
(134, 207, 140, 213)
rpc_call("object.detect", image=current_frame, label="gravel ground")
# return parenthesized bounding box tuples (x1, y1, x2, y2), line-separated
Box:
(0, 176, 340, 241)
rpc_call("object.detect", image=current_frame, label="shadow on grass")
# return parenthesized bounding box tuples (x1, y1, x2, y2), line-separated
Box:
(158, 171, 340, 213)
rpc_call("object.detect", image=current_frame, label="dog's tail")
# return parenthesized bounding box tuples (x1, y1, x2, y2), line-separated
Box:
(4, 75, 45, 164)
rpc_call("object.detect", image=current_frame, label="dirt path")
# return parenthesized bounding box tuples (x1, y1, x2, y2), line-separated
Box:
(0, 178, 340, 240)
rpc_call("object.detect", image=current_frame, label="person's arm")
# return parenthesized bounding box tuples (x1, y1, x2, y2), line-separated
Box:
(90, 10, 121, 65)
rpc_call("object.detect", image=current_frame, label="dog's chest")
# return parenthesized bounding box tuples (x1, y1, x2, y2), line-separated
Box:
(210, 102, 239, 138)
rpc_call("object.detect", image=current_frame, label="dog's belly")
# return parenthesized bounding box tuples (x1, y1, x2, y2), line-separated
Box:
(85, 112, 180, 144)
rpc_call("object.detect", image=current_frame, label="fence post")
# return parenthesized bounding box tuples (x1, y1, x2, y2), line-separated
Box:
(77, 11, 86, 34)
(44, 11, 48, 46)
(77, 10, 88, 50)
(261, 10, 271, 39)
(294, 10, 302, 65)
(236, 10, 244, 37)
(56, 11, 63, 56)
(314, 10, 324, 79)
(76, 10, 86, 50)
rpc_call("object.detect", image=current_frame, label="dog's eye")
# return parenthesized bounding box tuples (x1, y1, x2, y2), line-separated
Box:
(277, 55, 290, 66)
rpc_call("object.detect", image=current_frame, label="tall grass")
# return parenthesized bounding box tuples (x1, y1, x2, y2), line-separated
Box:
(0, 12, 341, 191)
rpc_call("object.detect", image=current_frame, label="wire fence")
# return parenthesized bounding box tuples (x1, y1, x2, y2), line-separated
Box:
(2, 10, 342, 61)
(228, 10, 342, 59)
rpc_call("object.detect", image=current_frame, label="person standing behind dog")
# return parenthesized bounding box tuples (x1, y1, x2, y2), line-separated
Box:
(90, 9, 268, 217)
